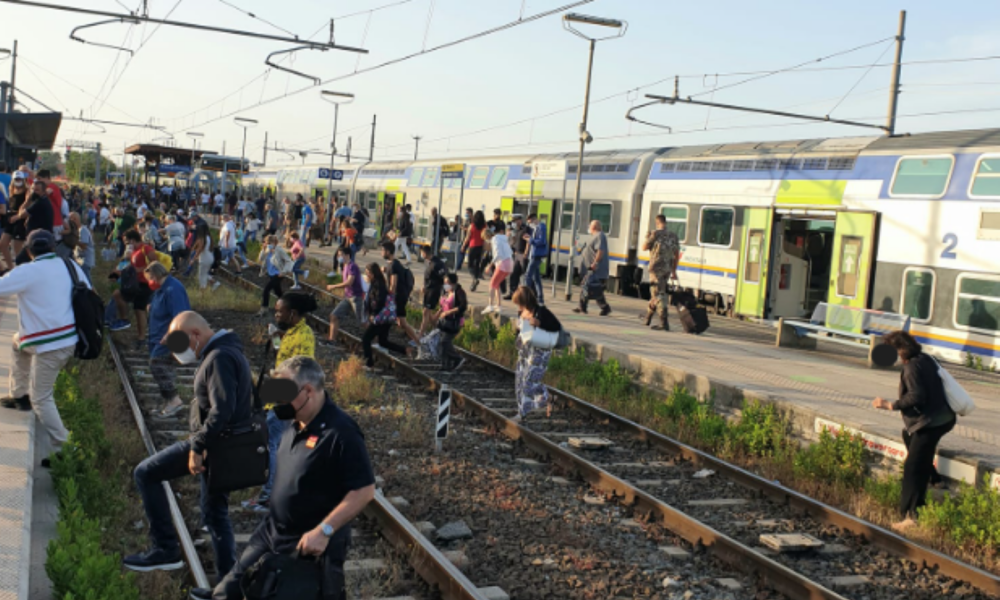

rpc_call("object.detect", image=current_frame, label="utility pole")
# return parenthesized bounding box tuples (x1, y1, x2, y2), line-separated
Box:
(346, 136, 351, 163)
(885, 10, 906, 137)
(263, 131, 268, 165)
(94, 142, 101, 186)
(8, 40, 16, 113)
(412, 135, 421, 161)
(369, 114, 376, 161)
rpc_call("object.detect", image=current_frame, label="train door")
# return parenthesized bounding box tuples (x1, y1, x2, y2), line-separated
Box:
(827, 211, 879, 322)
(734, 208, 774, 318)
(769, 215, 834, 319)
(377, 192, 403, 240)
(506, 197, 555, 274)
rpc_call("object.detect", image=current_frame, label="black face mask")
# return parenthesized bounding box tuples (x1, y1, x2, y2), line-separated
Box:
(276, 320, 292, 332)
(273, 402, 297, 420)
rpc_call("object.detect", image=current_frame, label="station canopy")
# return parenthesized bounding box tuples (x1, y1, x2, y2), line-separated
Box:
(0, 111, 62, 167)
(125, 143, 217, 175)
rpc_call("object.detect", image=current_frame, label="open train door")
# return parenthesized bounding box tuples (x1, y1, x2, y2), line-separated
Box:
(826, 211, 878, 324)
(734, 207, 774, 318)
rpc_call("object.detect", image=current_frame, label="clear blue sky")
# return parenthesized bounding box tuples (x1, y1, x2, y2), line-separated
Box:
(2, 0, 999, 167)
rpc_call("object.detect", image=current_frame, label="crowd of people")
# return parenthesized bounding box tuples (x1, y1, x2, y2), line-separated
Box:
(0, 162, 965, 598)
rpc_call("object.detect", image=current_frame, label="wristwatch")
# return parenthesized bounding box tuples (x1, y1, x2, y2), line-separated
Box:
(320, 523, 335, 537)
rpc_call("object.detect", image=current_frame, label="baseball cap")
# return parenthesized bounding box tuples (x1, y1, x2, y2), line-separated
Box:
(26, 230, 56, 253)
(12, 171, 26, 182)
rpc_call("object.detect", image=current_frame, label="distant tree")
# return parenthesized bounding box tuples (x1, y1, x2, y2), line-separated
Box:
(65, 151, 118, 184)
(37, 151, 63, 175)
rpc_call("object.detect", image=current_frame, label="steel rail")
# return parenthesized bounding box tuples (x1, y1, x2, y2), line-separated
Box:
(227, 256, 1000, 594)
(108, 337, 211, 589)
(220, 268, 849, 600)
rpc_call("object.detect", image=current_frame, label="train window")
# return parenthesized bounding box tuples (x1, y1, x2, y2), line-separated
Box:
(698, 207, 734, 247)
(489, 167, 509, 189)
(589, 203, 612, 233)
(744, 230, 764, 283)
(955, 275, 1000, 332)
(422, 168, 438, 187)
(970, 156, 1000, 198)
(660, 205, 687, 242)
(561, 202, 574, 230)
(901, 268, 935, 322)
(408, 168, 424, 187)
(836, 236, 863, 298)
(469, 167, 489, 188)
(890, 156, 954, 197)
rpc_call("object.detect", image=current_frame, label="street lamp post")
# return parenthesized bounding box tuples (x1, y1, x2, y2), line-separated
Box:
(320, 90, 355, 218)
(561, 13, 626, 301)
(234, 117, 258, 198)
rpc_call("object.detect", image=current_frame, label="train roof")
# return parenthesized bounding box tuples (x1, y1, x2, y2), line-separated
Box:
(863, 128, 1000, 153)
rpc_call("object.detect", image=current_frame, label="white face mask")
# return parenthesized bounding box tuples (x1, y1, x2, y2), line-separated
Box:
(173, 340, 199, 365)
(443, 284, 453, 292)
(337, 256, 345, 264)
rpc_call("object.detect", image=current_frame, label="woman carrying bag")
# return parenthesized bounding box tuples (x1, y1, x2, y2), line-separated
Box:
(511, 286, 561, 422)
(872, 331, 957, 532)
(417, 273, 467, 372)
(362, 262, 407, 368)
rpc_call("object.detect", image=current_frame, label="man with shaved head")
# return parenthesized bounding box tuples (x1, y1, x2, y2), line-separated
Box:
(574, 220, 612, 316)
(125, 310, 254, 583)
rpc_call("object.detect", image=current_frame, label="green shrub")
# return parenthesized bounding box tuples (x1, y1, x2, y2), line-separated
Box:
(730, 401, 787, 457)
(864, 474, 902, 509)
(918, 476, 1000, 548)
(793, 428, 868, 488)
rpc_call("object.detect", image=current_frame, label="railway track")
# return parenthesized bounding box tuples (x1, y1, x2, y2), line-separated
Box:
(218, 261, 1000, 600)
(106, 333, 487, 600)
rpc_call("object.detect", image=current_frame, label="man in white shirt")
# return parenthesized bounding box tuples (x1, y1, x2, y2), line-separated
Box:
(137, 200, 149, 220)
(201, 191, 210, 207)
(0, 230, 90, 467)
(98, 203, 112, 243)
(219, 214, 244, 275)
(213, 192, 224, 226)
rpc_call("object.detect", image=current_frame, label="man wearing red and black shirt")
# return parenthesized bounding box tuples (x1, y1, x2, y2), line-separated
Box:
(109, 229, 158, 345)
(35, 170, 65, 234)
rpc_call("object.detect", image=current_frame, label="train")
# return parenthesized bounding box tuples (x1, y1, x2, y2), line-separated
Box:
(237, 127, 1000, 369)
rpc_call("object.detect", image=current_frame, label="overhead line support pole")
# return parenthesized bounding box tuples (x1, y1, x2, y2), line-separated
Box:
(8, 40, 16, 113)
(0, 0, 369, 54)
(369, 115, 376, 162)
(885, 10, 906, 137)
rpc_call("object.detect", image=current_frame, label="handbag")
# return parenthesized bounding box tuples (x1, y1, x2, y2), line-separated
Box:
(241, 552, 323, 600)
(931, 357, 976, 416)
(518, 318, 559, 350)
(437, 313, 461, 335)
(373, 296, 397, 325)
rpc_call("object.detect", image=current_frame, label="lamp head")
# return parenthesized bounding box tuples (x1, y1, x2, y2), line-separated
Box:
(234, 117, 258, 129)
(563, 13, 623, 28)
(321, 90, 355, 105)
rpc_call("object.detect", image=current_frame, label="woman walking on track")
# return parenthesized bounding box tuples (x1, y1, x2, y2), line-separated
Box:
(191, 222, 219, 290)
(257, 234, 292, 316)
(463, 210, 486, 292)
(872, 331, 957, 532)
(512, 286, 561, 421)
(361, 262, 407, 368)
(417, 272, 468, 372)
(482, 229, 513, 314)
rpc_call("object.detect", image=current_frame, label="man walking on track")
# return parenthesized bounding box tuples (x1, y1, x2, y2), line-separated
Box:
(574, 220, 612, 316)
(641, 214, 680, 331)
(523, 213, 547, 305)
(0, 230, 90, 467)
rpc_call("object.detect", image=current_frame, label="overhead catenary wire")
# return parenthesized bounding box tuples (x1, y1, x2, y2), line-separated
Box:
(827, 40, 895, 117)
(215, 0, 299, 38)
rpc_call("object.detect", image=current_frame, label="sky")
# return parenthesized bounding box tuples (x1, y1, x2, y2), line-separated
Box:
(2, 0, 1000, 169)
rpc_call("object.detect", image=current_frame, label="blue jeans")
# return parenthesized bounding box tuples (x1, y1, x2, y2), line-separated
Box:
(291, 257, 306, 286)
(260, 411, 290, 501)
(133, 440, 236, 577)
(525, 257, 544, 304)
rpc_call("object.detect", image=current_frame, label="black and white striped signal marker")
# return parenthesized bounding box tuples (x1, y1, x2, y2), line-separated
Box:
(436, 385, 451, 452)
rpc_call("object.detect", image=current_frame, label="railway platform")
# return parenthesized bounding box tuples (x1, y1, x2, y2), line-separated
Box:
(0, 296, 56, 600)
(303, 241, 1000, 487)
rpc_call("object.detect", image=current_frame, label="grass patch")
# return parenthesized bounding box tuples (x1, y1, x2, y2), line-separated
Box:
(454, 318, 517, 367)
(333, 356, 385, 405)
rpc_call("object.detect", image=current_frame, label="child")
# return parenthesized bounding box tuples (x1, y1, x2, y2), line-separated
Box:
(245, 213, 260, 243)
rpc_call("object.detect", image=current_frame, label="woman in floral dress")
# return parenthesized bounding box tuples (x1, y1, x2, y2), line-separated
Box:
(512, 286, 561, 421)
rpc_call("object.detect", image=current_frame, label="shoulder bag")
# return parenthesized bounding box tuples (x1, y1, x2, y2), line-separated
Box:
(931, 357, 976, 416)
(241, 552, 322, 600)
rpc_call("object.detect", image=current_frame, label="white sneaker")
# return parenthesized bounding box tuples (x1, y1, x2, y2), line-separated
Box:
(303, 270, 310, 280)
(482, 305, 495, 314)
(211, 281, 221, 291)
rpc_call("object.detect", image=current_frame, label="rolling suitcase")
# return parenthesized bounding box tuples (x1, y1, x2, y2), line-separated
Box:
(671, 289, 710, 335)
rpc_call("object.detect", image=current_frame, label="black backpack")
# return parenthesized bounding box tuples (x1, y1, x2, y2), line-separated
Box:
(119, 264, 140, 300)
(241, 552, 322, 600)
(62, 258, 105, 360)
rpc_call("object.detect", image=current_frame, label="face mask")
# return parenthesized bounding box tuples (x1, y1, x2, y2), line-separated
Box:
(272, 401, 297, 421)
(148, 279, 162, 291)
(173, 346, 198, 365)
(266, 245, 274, 251)
(337, 256, 345, 264)
(444, 284, 453, 292)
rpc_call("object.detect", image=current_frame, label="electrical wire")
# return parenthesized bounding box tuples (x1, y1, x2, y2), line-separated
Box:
(827, 41, 894, 116)
(215, 0, 299, 38)
(19, 55, 145, 122)
(175, 0, 594, 132)
(19, 63, 73, 112)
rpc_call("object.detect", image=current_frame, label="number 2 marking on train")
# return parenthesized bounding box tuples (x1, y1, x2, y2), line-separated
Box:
(941, 233, 958, 259)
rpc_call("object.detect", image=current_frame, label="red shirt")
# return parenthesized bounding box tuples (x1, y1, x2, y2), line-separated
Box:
(46, 184, 64, 228)
(131, 243, 157, 285)
(468, 224, 484, 248)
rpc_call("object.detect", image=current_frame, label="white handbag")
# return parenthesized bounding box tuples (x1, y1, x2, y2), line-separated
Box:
(518, 318, 559, 350)
(932, 357, 976, 416)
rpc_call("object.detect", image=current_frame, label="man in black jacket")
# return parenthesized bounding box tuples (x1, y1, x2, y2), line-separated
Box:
(419, 244, 448, 336)
(125, 311, 253, 580)
(504, 214, 528, 300)
(429, 206, 449, 256)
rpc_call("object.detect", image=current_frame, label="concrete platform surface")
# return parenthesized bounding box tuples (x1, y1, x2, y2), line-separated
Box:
(301, 241, 1000, 484)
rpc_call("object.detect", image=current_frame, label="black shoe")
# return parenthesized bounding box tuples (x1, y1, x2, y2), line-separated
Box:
(1, 395, 30, 411)
(123, 547, 185, 572)
(599, 306, 612, 316)
(502, 295, 513, 301)
(189, 587, 213, 600)
(470, 279, 479, 292)
(573, 307, 587, 315)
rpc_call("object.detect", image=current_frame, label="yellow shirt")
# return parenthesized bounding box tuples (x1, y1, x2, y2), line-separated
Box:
(276, 319, 315, 369)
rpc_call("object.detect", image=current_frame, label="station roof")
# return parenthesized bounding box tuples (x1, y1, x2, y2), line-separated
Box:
(5, 112, 62, 150)
(125, 143, 217, 166)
